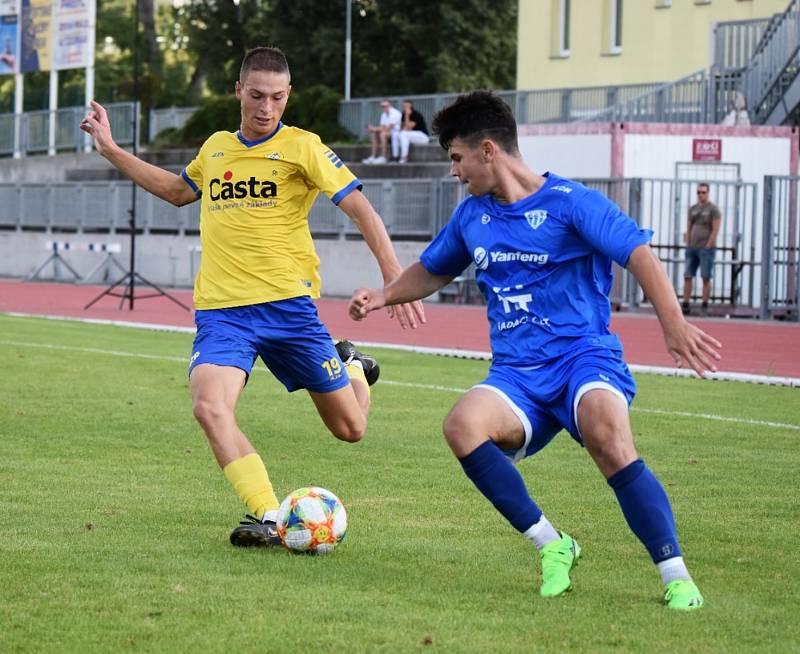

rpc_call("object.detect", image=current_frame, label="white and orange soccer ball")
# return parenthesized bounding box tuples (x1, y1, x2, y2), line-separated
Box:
(276, 487, 347, 554)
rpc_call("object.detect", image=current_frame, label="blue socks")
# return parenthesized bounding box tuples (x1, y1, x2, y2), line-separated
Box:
(458, 444, 682, 566)
(458, 440, 542, 533)
(607, 458, 681, 563)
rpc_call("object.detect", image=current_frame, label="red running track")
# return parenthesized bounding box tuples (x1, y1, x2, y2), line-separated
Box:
(1, 278, 799, 378)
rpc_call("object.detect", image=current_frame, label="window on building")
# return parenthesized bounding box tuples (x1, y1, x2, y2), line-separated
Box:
(655, 0, 672, 7)
(550, 0, 570, 58)
(611, 0, 623, 52)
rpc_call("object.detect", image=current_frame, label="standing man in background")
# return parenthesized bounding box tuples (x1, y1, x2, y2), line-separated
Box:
(81, 46, 424, 548)
(682, 183, 721, 316)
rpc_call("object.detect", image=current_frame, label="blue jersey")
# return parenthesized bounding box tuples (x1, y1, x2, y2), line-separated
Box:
(420, 173, 653, 366)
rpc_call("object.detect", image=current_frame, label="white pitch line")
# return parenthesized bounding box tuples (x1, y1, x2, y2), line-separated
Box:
(1, 338, 798, 432)
(4, 311, 800, 387)
(380, 380, 800, 431)
(0, 339, 187, 363)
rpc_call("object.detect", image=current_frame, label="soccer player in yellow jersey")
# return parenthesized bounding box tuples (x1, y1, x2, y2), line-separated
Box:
(80, 46, 425, 547)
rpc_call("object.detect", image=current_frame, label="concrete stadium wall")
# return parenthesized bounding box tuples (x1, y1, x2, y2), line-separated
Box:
(0, 152, 112, 183)
(0, 231, 427, 299)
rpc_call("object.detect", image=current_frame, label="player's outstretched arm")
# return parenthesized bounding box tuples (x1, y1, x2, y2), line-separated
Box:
(627, 244, 721, 377)
(338, 191, 427, 328)
(350, 262, 451, 321)
(80, 100, 197, 207)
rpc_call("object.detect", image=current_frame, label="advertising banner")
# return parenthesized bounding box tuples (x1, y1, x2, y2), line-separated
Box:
(20, 0, 53, 73)
(0, 0, 18, 74)
(692, 138, 722, 162)
(54, 0, 90, 70)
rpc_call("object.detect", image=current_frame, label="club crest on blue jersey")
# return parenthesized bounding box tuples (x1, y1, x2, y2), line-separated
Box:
(474, 247, 489, 270)
(525, 209, 548, 230)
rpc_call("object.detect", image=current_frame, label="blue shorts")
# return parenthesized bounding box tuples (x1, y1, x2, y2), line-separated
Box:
(684, 247, 716, 280)
(476, 350, 637, 463)
(188, 297, 351, 394)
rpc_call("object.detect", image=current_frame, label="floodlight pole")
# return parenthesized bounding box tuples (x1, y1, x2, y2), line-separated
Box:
(344, 0, 351, 100)
(127, 0, 140, 310)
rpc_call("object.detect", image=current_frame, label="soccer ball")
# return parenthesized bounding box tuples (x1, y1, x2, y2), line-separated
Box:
(276, 487, 347, 554)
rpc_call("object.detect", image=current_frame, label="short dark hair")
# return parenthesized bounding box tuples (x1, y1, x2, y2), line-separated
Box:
(698, 183, 710, 192)
(240, 46, 290, 82)
(431, 91, 518, 153)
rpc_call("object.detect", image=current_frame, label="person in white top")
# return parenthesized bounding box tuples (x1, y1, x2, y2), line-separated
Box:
(363, 99, 402, 164)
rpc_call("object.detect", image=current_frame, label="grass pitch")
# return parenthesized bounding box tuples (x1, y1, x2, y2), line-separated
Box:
(0, 314, 798, 653)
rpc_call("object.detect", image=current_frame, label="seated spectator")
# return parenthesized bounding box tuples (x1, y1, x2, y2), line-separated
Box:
(721, 91, 750, 127)
(363, 99, 401, 164)
(398, 100, 429, 164)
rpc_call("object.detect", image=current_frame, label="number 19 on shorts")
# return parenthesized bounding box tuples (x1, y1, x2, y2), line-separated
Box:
(321, 357, 343, 379)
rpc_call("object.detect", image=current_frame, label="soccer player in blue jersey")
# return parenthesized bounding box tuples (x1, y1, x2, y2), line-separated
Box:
(349, 91, 720, 610)
(81, 47, 425, 548)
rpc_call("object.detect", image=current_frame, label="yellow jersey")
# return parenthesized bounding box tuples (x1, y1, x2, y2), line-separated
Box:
(182, 123, 361, 310)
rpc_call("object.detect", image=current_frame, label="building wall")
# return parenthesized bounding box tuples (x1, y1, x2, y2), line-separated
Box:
(519, 131, 612, 178)
(622, 128, 794, 180)
(517, 121, 797, 186)
(517, 0, 790, 90)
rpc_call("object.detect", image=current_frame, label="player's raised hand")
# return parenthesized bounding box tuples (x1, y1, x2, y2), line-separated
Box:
(663, 319, 722, 378)
(385, 299, 426, 330)
(80, 100, 115, 155)
(349, 287, 386, 321)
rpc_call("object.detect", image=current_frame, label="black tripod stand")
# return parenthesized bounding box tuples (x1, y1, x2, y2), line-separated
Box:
(83, 209, 191, 311)
(84, 0, 190, 313)
(83, 162, 191, 312)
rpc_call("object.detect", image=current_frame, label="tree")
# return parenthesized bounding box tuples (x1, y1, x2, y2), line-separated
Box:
(259, 0, 517, 96)
(166, 0, 515, 98)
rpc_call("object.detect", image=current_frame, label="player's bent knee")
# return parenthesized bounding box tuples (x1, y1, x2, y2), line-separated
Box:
(329, 418, 366, 443)
(441, 410, 478, 452)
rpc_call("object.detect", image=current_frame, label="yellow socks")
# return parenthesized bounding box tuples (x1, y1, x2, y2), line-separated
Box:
(222, 453, 280, 519)
(345, 360, 370, 398)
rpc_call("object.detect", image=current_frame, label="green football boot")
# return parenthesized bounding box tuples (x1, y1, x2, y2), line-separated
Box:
(539, 532, 581, 597)
(664, 579, 704, 610)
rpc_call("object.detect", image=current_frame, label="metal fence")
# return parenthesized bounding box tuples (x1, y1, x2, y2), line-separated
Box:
(712, 17, 774, 74)
(0, 177, 466, 241)
(762, 176, 800, 319)
(737, 0, 800, 124)
(0, 102, 137, 157)
(148, 107, 197, 142)
(640, 176, 760, 312)
(338, 83, 664, 139)
(3, 174, 797, 319)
